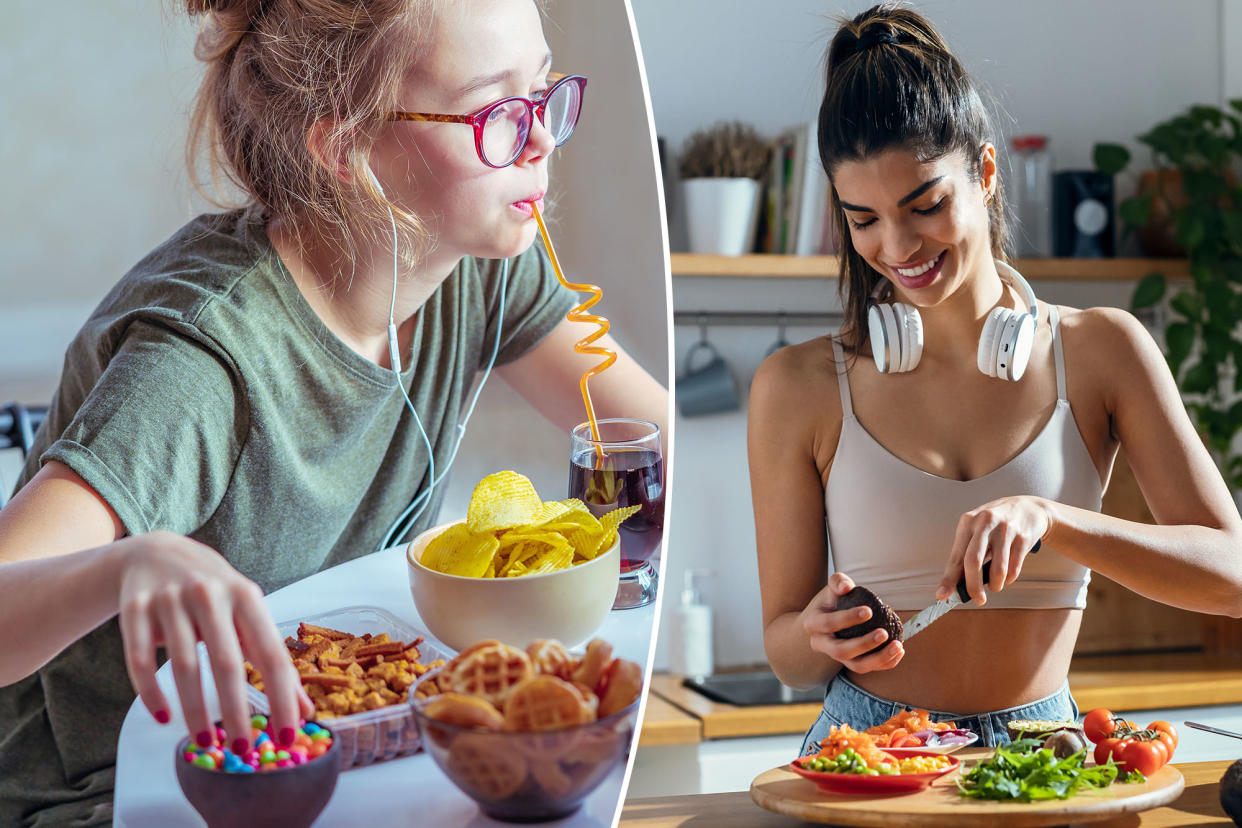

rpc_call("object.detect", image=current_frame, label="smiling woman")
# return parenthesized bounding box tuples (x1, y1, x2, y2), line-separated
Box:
(0, 1, 667, 824)
(748, 1, 1242, 755)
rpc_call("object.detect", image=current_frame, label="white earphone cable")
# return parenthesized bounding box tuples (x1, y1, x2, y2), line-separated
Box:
(377, 257, 508, 551)
(368, 165, 509, 552)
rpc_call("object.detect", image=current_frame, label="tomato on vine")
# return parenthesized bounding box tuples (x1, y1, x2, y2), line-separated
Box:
(1083, 708, 1117, 744)
(1095, 735, 1130, 767)
(1148, 720, 1178, 752)
(1119, 739, 1166, 776)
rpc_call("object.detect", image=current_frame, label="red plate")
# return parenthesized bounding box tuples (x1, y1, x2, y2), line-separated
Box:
(789, 751, 960, 794)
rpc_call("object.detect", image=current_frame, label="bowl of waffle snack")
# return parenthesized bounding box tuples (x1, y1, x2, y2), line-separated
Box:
(407, 471, 635, 651)
(174, 716, 341, 828)
(244, 606, 450, 767)
(409, 636, 643, 822)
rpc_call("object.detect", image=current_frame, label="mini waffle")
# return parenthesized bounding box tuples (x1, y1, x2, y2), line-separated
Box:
(530, 760, 574, 798)
(598, 658, 642, 718)
(570, 682, 600, 718)
(503, 675, 593, 732)
(570, 638, 612, 691)
(422, 692, 505, 731)
(527, 639, 576, 680)
(441, 642, 533, 707)
(446, 732, 529, 800)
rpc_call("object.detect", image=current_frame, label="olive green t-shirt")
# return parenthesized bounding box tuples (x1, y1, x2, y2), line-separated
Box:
(0, 207, 575, 826)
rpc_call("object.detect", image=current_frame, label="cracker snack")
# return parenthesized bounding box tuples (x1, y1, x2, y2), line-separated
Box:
(246, 621, 444, 718)
(244, 610, 450, 767)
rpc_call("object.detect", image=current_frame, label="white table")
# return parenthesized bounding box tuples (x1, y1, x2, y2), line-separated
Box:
(114, 545, 656, 827)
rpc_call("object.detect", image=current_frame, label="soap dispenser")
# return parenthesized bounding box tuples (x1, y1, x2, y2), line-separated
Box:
(668, 569, 714, 678)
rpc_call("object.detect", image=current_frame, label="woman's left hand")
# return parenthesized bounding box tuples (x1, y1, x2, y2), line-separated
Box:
(935, 495, 1053, 605)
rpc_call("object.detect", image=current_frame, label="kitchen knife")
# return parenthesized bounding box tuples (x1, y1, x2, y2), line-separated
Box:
(902, 540, 1041, 641)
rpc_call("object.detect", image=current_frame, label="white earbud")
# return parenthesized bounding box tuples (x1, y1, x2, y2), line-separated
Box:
(867, 259, 1038, 381)
(365, 163, 386, 197)
(366, 163, 403, 375)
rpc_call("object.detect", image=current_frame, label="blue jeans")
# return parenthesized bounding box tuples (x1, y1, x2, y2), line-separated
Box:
(799, 672, 1079, 755)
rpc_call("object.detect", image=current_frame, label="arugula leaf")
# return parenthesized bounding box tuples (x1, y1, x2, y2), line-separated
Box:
(956, 744, 1120, 802)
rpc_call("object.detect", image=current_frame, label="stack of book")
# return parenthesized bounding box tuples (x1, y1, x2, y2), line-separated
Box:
(757, 122, 838, 255)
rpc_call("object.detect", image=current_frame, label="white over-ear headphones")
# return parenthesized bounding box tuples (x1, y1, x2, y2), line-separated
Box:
(867, 259, 1039, 381)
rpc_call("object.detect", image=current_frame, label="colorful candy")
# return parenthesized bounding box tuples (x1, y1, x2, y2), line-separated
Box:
(181, 720, 332, 774)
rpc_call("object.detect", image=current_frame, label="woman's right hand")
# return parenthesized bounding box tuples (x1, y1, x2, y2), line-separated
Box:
(798, 572, 905, 674)
(117, 531, 313, 756)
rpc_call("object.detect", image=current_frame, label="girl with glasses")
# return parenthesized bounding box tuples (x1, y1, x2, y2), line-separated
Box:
(750, 3, 1242, 751)
(0, 1, 665, 823)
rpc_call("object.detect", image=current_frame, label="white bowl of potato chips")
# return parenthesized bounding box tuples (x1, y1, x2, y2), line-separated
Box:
(407, 472, 630, 651)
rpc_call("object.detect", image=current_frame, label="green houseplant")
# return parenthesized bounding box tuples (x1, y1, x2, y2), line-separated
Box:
(1094, 100, 1242, 491)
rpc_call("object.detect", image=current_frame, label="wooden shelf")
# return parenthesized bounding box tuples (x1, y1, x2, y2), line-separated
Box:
(670, 253, 1191, 281)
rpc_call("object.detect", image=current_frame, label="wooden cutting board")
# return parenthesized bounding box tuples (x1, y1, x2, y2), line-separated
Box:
(750, 759, 1185, 827)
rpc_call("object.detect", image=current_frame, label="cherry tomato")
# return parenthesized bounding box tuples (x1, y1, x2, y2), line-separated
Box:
(1148, 721, 1178, 751)
(1083, 708, 1116, 744)
(1119, 739, 1166, 776)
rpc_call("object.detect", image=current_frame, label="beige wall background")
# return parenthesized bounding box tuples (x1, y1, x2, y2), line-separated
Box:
(0, 1, 670, 519)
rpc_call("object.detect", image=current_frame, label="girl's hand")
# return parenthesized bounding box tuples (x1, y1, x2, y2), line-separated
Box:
(799, 572, 904, 674)
(117, 531, 313, 756)
(937, 496, 1052, 605)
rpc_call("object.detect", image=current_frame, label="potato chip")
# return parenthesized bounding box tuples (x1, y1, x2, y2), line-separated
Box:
(541, 518, 606, 561)
(497, 533, 572, 577)
(467, 471, 543, 533)
(576, 505, 640, 559)
(526, 498, 596, 527)
(422, 523, 500, 578)
(435, 471, 648, 579)
(599, 504, 640, 535)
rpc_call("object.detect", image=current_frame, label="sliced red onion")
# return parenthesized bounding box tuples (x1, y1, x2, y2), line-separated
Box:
(910, 729, 977, 747)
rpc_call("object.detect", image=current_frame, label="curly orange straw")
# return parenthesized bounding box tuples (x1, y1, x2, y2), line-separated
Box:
(531, 203, 613, 464)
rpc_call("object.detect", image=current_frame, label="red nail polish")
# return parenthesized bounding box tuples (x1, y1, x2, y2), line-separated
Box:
(154, 709, 170, 724)
(196, 731, 213, 748)
(279, 727, 296, 747)
(232, 738, 249, 755)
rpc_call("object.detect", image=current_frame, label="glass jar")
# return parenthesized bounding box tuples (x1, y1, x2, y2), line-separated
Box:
(1010, 135, 1053, 257)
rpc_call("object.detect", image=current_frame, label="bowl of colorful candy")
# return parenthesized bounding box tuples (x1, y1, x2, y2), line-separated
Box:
(174, 715, 341, 828)
(408, 638, 643, 822)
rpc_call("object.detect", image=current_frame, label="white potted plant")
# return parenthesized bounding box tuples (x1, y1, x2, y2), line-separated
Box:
(679, 121, 770, 255)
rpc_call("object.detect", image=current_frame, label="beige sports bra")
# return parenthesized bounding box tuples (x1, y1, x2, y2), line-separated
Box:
(825, 306, 1101, 611)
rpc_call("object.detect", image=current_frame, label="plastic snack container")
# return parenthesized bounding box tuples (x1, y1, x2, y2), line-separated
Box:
(246, 605, 452, 767)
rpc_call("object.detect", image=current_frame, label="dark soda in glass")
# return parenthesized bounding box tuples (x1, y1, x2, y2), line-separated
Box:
(569, 446, 664, 572)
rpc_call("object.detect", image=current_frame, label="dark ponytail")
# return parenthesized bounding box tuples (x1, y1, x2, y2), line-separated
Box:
(819, 4, 1008, 352)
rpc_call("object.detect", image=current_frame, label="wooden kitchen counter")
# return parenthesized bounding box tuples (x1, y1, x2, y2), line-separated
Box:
(620, 758, 1240, 827)
(1070, 651, 1242, 711)
(640, 693, 703, 747)
(650, 674, 821, 739)
(649, 652, 1242, 740)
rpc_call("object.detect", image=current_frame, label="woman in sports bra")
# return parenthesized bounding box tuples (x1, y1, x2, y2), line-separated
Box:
(749, 3, 1242, 749)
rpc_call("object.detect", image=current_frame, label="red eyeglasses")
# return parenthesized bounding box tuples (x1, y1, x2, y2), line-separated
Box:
(387, 73, 587, 168)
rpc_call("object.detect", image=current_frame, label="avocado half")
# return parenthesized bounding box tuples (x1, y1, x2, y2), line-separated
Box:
(1220, 758, 1242, 826)
(833, 586, 903, 656)
(1005, 720, 1084, 742)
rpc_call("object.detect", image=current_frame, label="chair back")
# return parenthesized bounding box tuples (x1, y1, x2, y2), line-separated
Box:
(0, 402, 49, 507)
